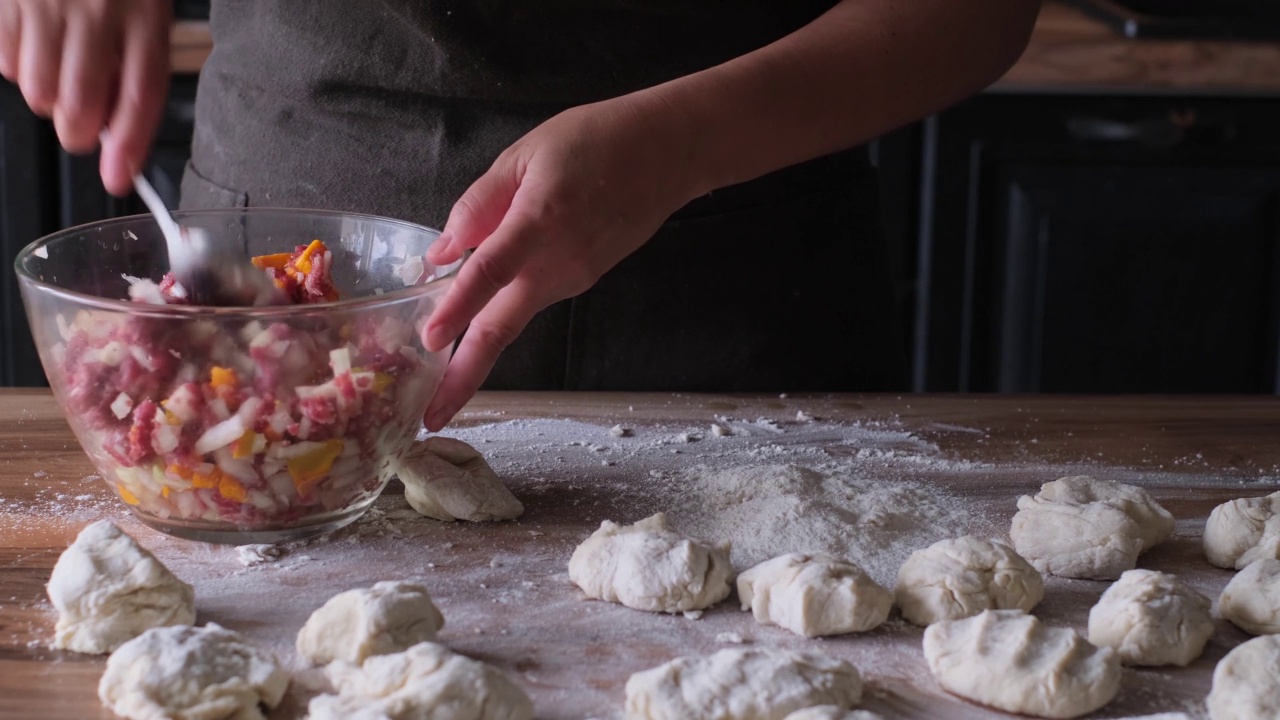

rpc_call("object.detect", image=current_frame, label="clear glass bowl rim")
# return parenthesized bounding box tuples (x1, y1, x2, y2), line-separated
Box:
(12, 206, 464, 318)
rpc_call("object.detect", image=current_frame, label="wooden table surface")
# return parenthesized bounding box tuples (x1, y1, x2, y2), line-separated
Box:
(3, 390, 1279, 719)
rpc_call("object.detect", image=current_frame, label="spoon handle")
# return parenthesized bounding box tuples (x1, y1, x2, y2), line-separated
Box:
(132, 172, 183, 247)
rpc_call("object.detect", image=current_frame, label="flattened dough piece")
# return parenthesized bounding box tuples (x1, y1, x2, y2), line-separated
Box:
(395, 437, 523, 522)
(784, 708, 883, 720)
(738, 553, 890, 637)
(1219, 558, 1280, 635)
(894, 535, 1043, 626)
(1203, 491, 1280, 569)
(309, 641, 533, 720)
(625, 647, 862, 720)
(1087, 569, 1213, 666)
(297, 581, 445, 666)
(47, 519, 195, 654)
(1207, 634, 1280, 720)
(99, 623, 288, 720)
(569, 512, 732, 613)
(1010, 476, 1174, 580)
(924, 609, 1120, 719)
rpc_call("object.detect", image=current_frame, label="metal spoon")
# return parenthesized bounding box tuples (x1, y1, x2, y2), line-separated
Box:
(130, 174, 278, 306)
(106, 130, 284, 306)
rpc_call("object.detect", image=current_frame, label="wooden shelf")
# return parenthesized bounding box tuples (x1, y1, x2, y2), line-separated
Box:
(170, 20, 212, 75)
(993, 2, 1280, 95)
(166, 4, 1280, 93)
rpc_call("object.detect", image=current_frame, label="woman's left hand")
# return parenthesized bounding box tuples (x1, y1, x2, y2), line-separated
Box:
(421, 91, 700, 431)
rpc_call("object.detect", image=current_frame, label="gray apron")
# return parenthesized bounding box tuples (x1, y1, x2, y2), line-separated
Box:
(182, 0, 908, 392)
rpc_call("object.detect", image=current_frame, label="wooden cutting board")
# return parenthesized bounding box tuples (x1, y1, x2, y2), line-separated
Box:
(3, 390, 1279, 719)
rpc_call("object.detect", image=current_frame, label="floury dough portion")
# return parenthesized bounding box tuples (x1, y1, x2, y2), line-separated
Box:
(1207, 634, 1280, 720)
(737, 553, 891, 637)
(1010, 476, 1174, 580)
(1219, 558, 1280, 635)
(395, 437, 524, 522)
(569, 512, 732, 613)
(46, 519, 195, 654)
(625, 647, 862, 720)
(308, 641, 532, 720)
(1203, 491, 1280, 569)
(784, 708, 883, 720)
(1086, 569, 1213, 666)
(923, 610, 1120, 719)
(297, 581, 445, 666)
(894, 535, 1043, 626)
(98, 623, 288, 720)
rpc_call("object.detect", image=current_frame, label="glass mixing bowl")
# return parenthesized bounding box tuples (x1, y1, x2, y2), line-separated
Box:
(14, 208, 463, 544)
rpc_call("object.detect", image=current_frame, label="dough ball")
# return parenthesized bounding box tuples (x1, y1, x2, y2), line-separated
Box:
(98, 623, 288, 720)
(46, 519, 195, 654)
(923, 609, 1120, 719)
(1010, 476, 1174, 580)
(894, 535, 1043, 626)
(625, 647, 862, 720)
(1203, 491, 1280, 569)
(737, 553, 890, 637)
(784, 707, 883, 720)
(568, 512, 732, 614)
(1206, 634, 1280, 720)
(297, 581, 445, 666)
(1219, 558, 1280, 635)
(395, 437, 524, 522)
(308, 641, 533, 720)
(1086, 569, 1213, 666)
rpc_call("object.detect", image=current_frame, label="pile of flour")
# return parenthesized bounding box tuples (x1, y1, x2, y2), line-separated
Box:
(661, 461, 990, 586)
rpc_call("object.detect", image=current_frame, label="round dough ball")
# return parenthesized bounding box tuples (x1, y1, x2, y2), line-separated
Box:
(1219, 558, 1280, 635)
(923, 609, 1120, 719)
(1010, 476, 1174, 580)
(47, 519, 195, 654)
(395, 437, 524, 522)
(98, 623, 288, 720)
(625, 647, 862, 720)
(894, 535, 1043, 626)
(1206, 634, 1280, 720)
(784, 707, 883, 720)
(1203, 491, 1280, 570)
(1086, 569, 1213, 666)
(297, 581, 445, 666)
(569, 512, 732, 614)
(738, 553, 891, 638)
(309, 641, 533, 720)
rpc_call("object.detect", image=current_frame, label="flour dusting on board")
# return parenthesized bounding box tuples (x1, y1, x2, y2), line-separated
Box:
(664, 462, 983, 585)
(3, 405, 1235, 719)
(438, 416, 992, 585)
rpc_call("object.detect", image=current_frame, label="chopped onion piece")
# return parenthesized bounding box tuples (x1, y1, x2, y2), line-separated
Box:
(110, 393, 134, 419)
(330, 346, 352, 375)
(194, 415, 246, 455)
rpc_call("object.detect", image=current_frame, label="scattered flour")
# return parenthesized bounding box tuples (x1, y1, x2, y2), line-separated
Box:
(237, 544, 284, 567)
(661, 462, 986, 586)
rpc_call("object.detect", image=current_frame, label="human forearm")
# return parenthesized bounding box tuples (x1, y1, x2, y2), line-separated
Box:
(642, 0, 1041, 198)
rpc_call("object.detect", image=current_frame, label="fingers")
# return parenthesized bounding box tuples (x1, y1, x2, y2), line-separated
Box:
(101, 3, 169, 196)
(0, 3, 21, 81)
(55, 7, 114, 153)
(426, 159, 520, 265)
(422, 207, 539, 352)
(423, 282, 542, 431)
(17, 2, 61, 117)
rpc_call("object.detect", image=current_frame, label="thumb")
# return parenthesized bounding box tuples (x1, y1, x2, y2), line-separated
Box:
(427, 156, 521, 265)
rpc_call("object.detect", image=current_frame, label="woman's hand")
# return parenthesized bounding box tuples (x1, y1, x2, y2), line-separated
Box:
(0, 0, 172, 196)
(421, 91, 700, 431)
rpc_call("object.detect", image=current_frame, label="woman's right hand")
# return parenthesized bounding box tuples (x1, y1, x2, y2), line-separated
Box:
(0, 0, 172, 196)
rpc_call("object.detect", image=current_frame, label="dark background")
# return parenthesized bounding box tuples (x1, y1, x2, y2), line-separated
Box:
(2, 0, 1279, 394)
